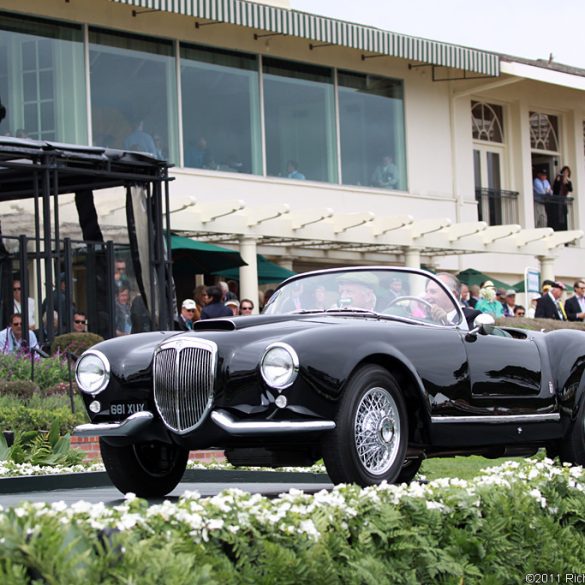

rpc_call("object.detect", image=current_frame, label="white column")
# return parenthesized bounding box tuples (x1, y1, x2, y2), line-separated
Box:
(403, 247, 421, 269)
(238, 237, 259, 314)
(538, 255, 556, 283)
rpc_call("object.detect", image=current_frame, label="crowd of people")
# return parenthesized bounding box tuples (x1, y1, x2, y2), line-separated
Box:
(462, 277, 585, 322)
(174, 280, 257, 330)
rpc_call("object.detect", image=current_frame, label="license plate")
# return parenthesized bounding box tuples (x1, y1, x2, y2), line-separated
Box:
(110, 402, 146, 416)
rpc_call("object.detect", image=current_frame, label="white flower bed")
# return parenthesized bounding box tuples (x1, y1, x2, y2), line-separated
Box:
(1, 459, 582, 544)
(0, 459, 328, 478)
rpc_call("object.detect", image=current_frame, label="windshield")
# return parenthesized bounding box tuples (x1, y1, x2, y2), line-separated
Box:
(263, 268, 463, 326)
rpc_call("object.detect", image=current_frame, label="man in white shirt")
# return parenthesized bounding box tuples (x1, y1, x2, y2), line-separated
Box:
(12, 279, 36, 330)
(0, 313, 39, 354)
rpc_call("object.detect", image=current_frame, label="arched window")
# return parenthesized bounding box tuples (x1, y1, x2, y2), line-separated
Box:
(529, 112, 559, 151)
(471, 101, 504, 143)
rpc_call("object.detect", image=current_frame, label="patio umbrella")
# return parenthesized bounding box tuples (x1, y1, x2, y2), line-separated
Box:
(213, 255, 296, 285)
(170, 235, 246, 274)
(456, 268, 513, 291)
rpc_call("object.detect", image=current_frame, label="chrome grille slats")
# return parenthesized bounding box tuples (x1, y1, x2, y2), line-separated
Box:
(153, 339, 217, 434)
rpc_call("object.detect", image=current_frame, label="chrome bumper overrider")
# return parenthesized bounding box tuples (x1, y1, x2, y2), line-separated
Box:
(73, 411, 154, 437)
(211, 409, 336, 435)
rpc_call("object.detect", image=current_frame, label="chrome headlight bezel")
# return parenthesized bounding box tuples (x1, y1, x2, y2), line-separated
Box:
(75, 349, 111, 395)
(260, 342, 299, 390)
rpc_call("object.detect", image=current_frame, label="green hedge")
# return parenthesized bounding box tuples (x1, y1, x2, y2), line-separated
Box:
(0, 459, 583, 584)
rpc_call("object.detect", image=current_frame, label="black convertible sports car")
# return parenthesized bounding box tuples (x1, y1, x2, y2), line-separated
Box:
(75, 267, 585, 497)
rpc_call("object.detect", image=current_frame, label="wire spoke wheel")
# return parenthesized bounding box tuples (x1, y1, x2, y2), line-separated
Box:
(355, 387, 400, 475)
(321, 365, 408, 486)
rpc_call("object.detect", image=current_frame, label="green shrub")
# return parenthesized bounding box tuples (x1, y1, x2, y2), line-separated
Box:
(0, 379, 39, 400)
(0, 353, 71, 391)
(0, 400, 88, 434)
(50, 332, 103, 358)
(0, 420, 84, 467)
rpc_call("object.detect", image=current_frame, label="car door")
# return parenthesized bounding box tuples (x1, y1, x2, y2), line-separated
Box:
(463, 329, 548, 413)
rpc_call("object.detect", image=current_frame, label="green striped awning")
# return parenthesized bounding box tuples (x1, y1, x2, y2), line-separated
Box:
(110, 0, 500, 76)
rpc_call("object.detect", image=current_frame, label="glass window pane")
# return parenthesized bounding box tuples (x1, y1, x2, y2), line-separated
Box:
(181, 44, 260, 174)
(338, 71, 407, 190)
(23, 71, 37, 102)
(263, 58, 337, 183)
(0, 13, 86, 143)
(89, 29, 178, 163)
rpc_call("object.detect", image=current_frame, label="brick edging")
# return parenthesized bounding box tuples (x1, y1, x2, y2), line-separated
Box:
(70, 436, 225, 463)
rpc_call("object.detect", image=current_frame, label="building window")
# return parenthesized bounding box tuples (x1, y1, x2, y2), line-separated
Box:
(471, 101, 504, 143)
(338, 71, 406, 190)
(529, 111, 559, 152)
(263, 58, 337, 183)
(0, 13, 86, 143)
(181, 44, 260, 174)
(89, 29, 178, 163)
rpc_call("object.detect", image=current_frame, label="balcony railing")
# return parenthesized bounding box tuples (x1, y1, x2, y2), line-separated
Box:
(539, 195, 575, 231)
(476, 188, 519, 226)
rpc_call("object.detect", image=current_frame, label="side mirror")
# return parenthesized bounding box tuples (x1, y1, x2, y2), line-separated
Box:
(469, 313, 495, 336)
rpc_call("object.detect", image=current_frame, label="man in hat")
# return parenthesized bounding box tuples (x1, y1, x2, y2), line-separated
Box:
(336, 272, 378, 311)
(502, 289, 517, 318)
(535, 281, 566, 320)
(175, 298, 199, 330)
(533, 168, 552, 228)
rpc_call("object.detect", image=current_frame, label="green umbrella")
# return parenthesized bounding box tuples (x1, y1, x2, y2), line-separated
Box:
(213, 255, 296, 285)
(170, 235, 247, 273)
(456, 268, 513, 291)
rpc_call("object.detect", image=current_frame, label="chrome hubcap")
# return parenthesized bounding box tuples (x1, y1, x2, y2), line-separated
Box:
(354, 387, 400, 475)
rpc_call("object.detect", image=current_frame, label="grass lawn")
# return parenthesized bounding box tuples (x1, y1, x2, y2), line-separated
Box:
(420, 454, 530, 481)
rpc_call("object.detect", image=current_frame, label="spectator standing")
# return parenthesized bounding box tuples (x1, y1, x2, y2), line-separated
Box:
(565, 279, 585, 322)
(115, 285, 132, 336)
(502, 290, 517, 318)
(218, 280, 237, 302)
(72, 311, 87, 333)
(41, 272, 76, 332)
(287, 160, 305, 180)
(551, 166, 573, 231)
(371, 154, 398, 189)
(193, 284, 209, 315)
(0, 313, 39, 354)
(114, 259, 130, 291)
(123, 119, 158, 157)
(200, 286, 232, 320)
(468, 284, 480, 308)
(460, 283, 471, 307)
(533, 168, 552, 228)
(535, 281, 566, 320)
(12, 278, 36, 329)
(175, 299, 198, 330)
(239, 298, 254, 315)
(513, 305, 526, 318)
(225, 299, 240, 316)
(474, 281, 504, 318)
(526, 294, 540, 319)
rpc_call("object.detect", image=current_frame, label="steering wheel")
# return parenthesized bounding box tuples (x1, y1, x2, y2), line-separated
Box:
(383, 295, 433, 317)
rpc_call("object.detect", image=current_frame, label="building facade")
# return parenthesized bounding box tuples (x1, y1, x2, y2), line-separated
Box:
(1, 0, 584, 309)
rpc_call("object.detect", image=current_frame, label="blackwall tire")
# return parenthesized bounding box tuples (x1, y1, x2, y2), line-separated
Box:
(559, 397, 585, 467)
(100, 439, 189, 498)
(321, 365, 408, 486)
(395, 458, 423, 484)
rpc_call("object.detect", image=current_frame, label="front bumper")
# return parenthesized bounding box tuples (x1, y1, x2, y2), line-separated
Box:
(73, 409, 335, 438)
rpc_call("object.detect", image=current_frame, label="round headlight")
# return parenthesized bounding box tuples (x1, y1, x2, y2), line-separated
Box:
(75, 350, 110, 395)
(260, 343, 299, 390)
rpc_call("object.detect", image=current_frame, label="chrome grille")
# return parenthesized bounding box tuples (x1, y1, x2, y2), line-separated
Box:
(153, 339, 217, 434)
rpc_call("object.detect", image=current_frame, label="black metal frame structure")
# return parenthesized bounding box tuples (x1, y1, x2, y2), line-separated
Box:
(0, 137, 174, 344)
